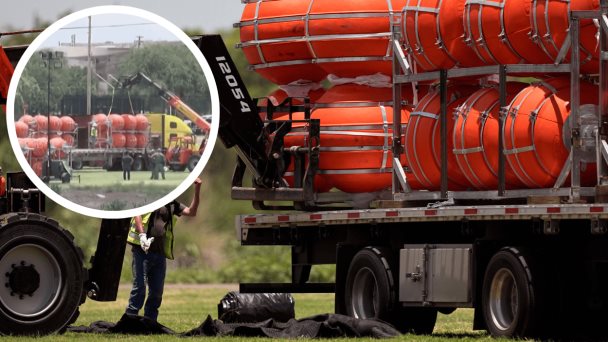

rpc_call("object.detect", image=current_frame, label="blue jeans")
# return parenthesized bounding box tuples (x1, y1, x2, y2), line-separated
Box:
(125, 245, 166, 321)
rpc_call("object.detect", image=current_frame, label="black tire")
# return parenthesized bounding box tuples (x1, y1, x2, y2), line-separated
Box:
(71, 159, 83, 170)
(482, 247, 538, 338)
(60, 173, 70, 184)
(187, 155, 200, 172)
(0, 214, 86, 336)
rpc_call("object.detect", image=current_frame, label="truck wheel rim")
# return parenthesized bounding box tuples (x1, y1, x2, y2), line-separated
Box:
(489, 268, 518, 331)
(0, 244, 63, 319)
(351, 267, 379, 319)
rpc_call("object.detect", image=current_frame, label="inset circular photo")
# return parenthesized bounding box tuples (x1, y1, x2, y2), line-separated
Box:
(6, 6, 219, 218)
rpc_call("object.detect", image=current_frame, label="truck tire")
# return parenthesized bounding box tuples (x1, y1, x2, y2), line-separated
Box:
(345, 247, 396, 321)
(187, 155, 200, 172)
(71, 159, 83, 170)
(482, 247, 538, 338)
(0, 214, 86, 335)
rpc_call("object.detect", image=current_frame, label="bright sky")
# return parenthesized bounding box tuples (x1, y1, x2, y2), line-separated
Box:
(0, 1, 243, 34)
(40, 14, 181, 48)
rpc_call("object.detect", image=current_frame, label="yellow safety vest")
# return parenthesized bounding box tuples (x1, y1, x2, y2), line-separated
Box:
(126, 211, 177, 260)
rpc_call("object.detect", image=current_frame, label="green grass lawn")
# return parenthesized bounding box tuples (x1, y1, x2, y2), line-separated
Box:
(49, 168, 192, 210)
(4, 286, 501, 341)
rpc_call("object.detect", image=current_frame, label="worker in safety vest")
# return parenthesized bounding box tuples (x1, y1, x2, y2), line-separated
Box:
(0, 167, 5, 197)
(125, 177, 201, 321)
(90, 122, 98, 148)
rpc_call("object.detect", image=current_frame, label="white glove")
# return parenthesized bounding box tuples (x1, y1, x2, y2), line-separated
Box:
(139, 233, 154, 253)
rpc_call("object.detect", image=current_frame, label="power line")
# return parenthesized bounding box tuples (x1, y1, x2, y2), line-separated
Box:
(59, 22, 156, 30)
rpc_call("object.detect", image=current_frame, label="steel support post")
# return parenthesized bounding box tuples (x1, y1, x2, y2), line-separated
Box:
(392, 21, 405, 195)
(498, 66, 507, 196)
(570, 18, 581, 201)
(599, 0, 608, 184)
(440, 70, 449, 199)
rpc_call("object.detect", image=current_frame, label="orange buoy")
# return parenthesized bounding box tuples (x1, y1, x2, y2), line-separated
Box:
(280, 84, 418, 193)
(135, 133, 148, 148)
(61, 133, 74, 146)
(452, 83, 527, 190)
(529, 0, 599, 72)
(31, 160, 43, 177)
(60, 116, 76, 132)
(122, 114, 137, 130)
(403, 0, 484, 71)
(240, 0, 327, 85)
(49, 115, 62, 132)
(34, 115, 48, 132)
(405, 84, 478, 190)
(19, 114, 35, 126)
(125, 134, 138, 148)
(503, 77, 598, 187)
(30, 138, 48, 158)
(108, 114, 125, 130)
(258, 88, 325, 120)
(15, 121, 29, 138)
(18, 138, 30, 157)
(50, 137, 66, 158)
(135, 114, 149, 131)
(112, 133, 126, 148)
(306, 0, 405, 78)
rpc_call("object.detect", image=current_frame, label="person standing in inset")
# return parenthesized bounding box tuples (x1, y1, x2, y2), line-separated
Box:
(122, 152, 133, 181)
(158, 151, 166, 180)
(125, 178, 202, 321)
(149, 150, 159, 180)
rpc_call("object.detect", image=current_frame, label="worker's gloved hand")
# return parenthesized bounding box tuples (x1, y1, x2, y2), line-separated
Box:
(139, 233, 154, 253)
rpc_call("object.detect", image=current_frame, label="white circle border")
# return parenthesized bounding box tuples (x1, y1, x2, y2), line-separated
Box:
(6, 5, 220, 219)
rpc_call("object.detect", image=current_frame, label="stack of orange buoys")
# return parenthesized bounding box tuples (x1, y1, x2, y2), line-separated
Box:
(239, 0, 405, 85)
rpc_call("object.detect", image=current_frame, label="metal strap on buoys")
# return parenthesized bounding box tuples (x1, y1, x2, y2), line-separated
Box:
(403, 0, 484, 71)
(529, 0, 599, 73)
(239, 0, 404, 85)
(277, 84, 419, 193)
(463, 0, 524, 64)
(452, 83, 526, 190)
(405, 84, 478, 190)
(502, 77, 598, 188)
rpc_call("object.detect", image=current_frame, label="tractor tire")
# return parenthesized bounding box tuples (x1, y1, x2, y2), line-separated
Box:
(0, 214, 86, 336)
(71, 159, 83, 170)
(60, 172, 70, 184)
(187, 155, 200, 172)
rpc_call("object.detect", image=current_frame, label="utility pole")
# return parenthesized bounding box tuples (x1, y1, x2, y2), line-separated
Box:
(86, 16, 92, 116)
(136, 35, 143, 48)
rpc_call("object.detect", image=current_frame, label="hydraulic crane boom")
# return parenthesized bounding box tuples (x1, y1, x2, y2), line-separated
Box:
(120, 72, 211, 134)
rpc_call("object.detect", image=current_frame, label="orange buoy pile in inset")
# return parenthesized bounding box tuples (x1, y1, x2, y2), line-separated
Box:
(240, 0, 404, 85)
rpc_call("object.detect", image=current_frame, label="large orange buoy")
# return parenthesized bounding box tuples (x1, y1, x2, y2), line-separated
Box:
(122, 114, 137, 130)
(240, 0, 327, 85)
(503, 77, 598, 187)
(405, 84, 478, 190)
(15, 121, 29, 138)
(280, 84, 419, 193)
(135, 114, 149, 131)
(30, 138, 48, 158)
(306, 0, 405, 78)
(452, 83, 527, 190)
(108, 114, 125, 130)
(125, 134, 138, 148)
(34, 115, 48, 132)
(529, 0, 599, 72)
(403, 0, 484, 71)
(50, 137, 66, 158)
(48, 115, 62, 132)
(60, 116, 76, 132)
(135, 133, 148, 148)
(31, 160, 43, 177)
(19, 114, 35, 126)
(240, 0, 405, 84)
(61, 133, 74, 146)
(112, 133, 126, 148)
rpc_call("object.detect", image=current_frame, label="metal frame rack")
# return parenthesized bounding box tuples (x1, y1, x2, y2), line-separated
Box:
(390, 6, 608, 204)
